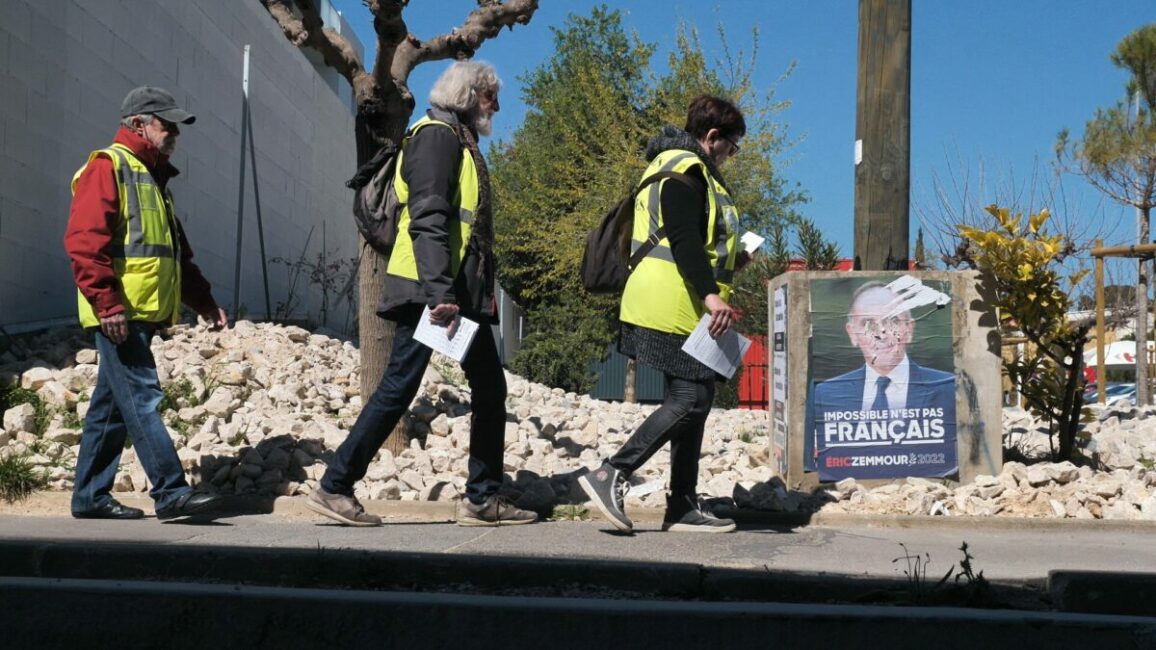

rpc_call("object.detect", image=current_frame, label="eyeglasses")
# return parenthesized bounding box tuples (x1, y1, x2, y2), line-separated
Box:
(722, 135, 741, 155)
(850, 316, 909, 337)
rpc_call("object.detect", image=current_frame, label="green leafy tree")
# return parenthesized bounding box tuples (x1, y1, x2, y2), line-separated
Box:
(492, 6, 654, 310)
(491, 7, 807, 392)
(1057, 23, 1156, 405)
(729, 218, 839, 337)
(723, 216, 839, 410)
(647, 26, 808, 238)
(729, 221, 790, 336)
(795, 218, 841, 271)
(957, 206, 1090, 462)
(508, 295, 616, 394)
(490, 7, 652, 393)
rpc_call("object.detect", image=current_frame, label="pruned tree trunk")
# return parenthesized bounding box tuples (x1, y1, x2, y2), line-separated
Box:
(262, 0, 539, 150)
(358, 242, 409, 453)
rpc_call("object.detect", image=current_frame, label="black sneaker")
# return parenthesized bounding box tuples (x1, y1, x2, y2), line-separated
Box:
(578, 462, 633, 532)
(661, 494, 736, 533)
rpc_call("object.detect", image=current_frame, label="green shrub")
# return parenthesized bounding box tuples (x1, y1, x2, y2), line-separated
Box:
(170, 419, 192, 440)
(510, 297, 616, 395)
(714, 371, 740, 409)
(0, 453, 49, 503)
(957, 207, 1089, 461)
(0, 384, 51, 435)
(159, 377, 197, 413)
(548, 504, 590, 521)
(59, 406, 82, 430)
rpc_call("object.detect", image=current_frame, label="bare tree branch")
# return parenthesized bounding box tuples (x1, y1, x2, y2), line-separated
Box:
(263, 0, 539, 146)
(390, 0, 539, 97)
(261, 0, 367, 83)
(261, 0, 387, 134)
(363, 1, 409, 100)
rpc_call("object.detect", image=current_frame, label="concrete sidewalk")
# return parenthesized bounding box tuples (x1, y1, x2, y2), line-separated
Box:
(12, 489, 1156, 532)
(1, 493, 1155, 647)
(3, 492, 1156, 601)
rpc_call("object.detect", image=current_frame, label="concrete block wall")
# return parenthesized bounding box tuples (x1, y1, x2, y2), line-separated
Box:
(0, 0, 360, 332)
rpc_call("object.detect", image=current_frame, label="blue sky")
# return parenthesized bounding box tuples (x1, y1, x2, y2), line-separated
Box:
(329, 0, 1154, 268)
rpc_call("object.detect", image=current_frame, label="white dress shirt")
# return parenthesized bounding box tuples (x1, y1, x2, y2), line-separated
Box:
(861, 355, 910, 413)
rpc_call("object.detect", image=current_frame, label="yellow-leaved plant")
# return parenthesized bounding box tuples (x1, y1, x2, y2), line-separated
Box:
(957, 205, 1091, 462)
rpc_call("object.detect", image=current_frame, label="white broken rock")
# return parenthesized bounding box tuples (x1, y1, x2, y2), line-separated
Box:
(7, 320, 1156, 521)
(20, 366, 55, 390)
(3, 404, 36, 434)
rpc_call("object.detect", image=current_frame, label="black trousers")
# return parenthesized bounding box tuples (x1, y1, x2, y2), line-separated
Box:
(608, 373, 714, 498)
(321, 306, 507, 503)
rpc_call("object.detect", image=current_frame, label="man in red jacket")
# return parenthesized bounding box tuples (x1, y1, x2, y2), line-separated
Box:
(64, 86, 227, 522)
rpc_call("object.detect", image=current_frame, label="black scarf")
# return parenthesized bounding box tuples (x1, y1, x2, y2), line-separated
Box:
(644, 125, 731, 193)
(456, 123, 494, 288)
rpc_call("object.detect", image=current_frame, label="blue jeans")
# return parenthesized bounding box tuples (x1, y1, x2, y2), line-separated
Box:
(71, 323, 191, 514)
(322, 306, 507, 504)
(608, 374, 714, 498)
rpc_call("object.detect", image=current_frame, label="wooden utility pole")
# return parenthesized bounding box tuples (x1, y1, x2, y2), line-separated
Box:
(853, 0, 911, 270)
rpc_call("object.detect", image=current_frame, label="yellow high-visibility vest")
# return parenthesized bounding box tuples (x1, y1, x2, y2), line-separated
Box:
(620, 149, 739, 335)
(386, 116, 479, 281)
(72, 143, 181, 327)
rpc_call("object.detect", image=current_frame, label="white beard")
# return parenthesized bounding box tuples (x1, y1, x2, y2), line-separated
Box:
(473, 112, 493, 137)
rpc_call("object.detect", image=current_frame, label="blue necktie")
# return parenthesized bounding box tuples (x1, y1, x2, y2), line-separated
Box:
(872, 376, 891, 413)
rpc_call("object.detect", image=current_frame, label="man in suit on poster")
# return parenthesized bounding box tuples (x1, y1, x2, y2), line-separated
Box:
(807, 281, 955, 475)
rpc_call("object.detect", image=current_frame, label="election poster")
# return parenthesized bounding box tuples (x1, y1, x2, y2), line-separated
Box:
(804, 275, 957, 481)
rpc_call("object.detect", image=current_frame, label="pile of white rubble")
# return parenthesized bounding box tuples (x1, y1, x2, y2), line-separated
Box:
(2, 322, 1154, 519)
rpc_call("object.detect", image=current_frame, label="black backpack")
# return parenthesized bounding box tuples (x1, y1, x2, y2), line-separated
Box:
(346, 140, 402, 255)
(580, 170, 705, 294)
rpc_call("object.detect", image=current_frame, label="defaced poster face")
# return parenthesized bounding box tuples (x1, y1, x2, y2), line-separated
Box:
(804, 275, 957, 481)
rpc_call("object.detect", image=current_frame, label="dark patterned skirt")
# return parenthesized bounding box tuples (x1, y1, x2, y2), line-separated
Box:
(618, 322, 718, 382)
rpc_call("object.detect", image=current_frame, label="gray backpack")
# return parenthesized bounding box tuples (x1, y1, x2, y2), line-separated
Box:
(347, 140, 402, 255)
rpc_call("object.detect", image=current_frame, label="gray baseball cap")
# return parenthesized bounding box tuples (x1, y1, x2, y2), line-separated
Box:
(120, 86, 196, 124)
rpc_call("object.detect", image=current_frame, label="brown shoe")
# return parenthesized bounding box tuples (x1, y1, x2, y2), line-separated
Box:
(456, 495, 538, 527)
(305, 486, 381, 526)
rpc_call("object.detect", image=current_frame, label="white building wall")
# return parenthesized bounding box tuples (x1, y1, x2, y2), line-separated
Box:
(0, 0, 361, 333)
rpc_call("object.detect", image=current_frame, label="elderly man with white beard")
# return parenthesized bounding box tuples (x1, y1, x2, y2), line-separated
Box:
(307, 61, 536, 528)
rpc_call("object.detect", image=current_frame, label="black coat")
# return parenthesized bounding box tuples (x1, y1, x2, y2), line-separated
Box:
(377, 109, 497, 324)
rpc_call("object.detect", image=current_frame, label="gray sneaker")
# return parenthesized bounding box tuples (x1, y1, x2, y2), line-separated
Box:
(456, 495, 538, 527)
(578, 462, 633, 532)
(661, 494, 736, 533)
(305, 486, 382, 527)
